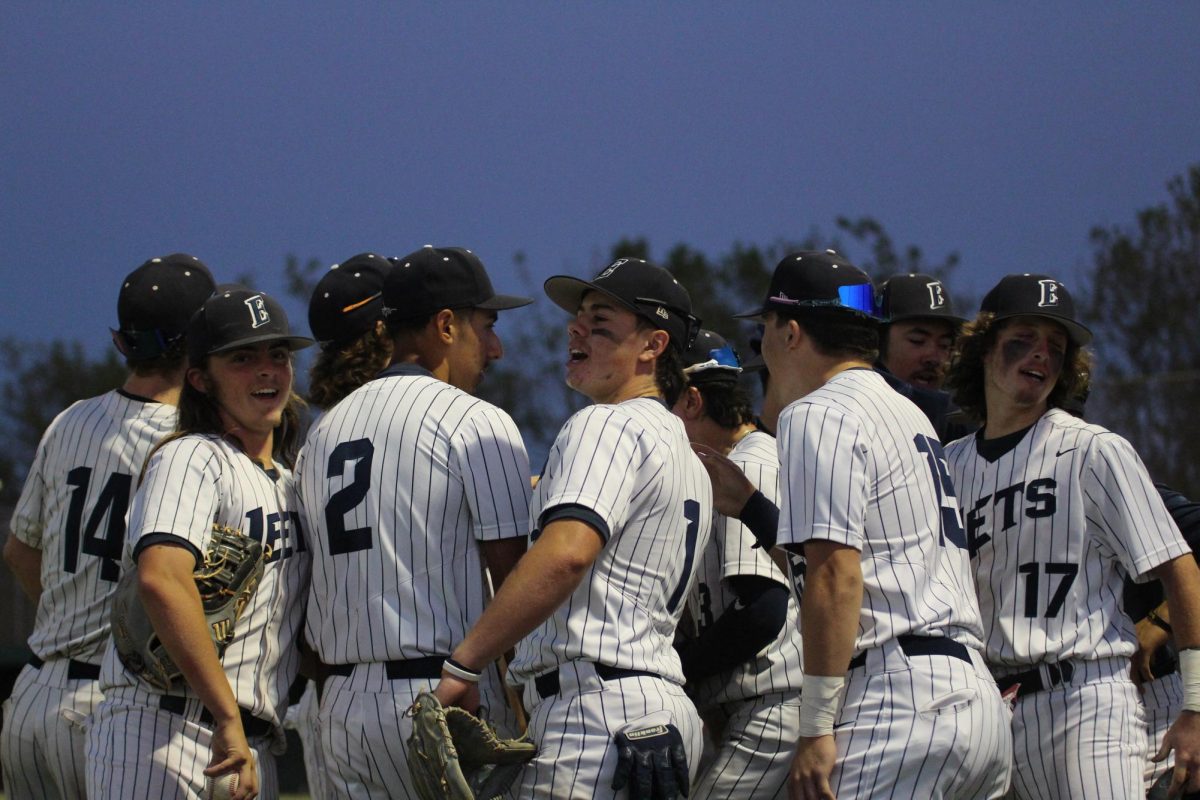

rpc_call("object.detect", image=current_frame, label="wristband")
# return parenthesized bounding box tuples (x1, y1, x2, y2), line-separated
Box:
(1147, 610, 1173, 635)
(738, 490, 779, 550)
(1180, 649, 1200, 712)
(443, 658, 483, 683)
(799, 673, 846, 737)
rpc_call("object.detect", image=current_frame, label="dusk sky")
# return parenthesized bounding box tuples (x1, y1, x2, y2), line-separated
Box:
(3, 3, 1198, 355)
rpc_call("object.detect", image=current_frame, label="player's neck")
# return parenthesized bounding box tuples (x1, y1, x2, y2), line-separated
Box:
(590, 374, 662, 405)
(983, 400, 1048, 439)
(122, 372, 184, 406)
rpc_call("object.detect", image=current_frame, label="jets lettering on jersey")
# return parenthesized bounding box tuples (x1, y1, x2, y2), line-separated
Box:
(966, 478, 1057, 556)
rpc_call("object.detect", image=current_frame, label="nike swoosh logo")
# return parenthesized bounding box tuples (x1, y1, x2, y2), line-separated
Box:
(1056, 447, 1077, 457)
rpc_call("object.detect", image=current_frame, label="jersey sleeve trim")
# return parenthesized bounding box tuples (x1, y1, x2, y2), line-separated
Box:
(537, 503, 610, 542)
(133, 533, 203, 566)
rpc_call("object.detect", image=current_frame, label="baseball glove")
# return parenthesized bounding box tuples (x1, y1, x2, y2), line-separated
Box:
(112, 523, 267, 690)
(407, 691, 536, 800)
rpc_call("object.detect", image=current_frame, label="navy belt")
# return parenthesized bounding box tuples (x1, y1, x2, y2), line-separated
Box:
(848, 635, 971, 671)
(327, 656, 446, 681)
(28, 655, 101, 681)
(158, 695, 273, 738)
(994, 661, 1075, 700)
(535, 663, 662, 699)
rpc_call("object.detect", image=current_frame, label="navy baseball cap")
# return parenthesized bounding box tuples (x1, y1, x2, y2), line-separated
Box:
(114, 253, 217, 361)
(308, 253, 392, 348)
(682, 329, 742, 378)
(980, 273, 1092, 346)
(734, 250, 878, 321)
(187, 284, 314, 364)
(382, 246, 532, 320)
(878, 273, 966, 325)
(544, 257, 700, 351)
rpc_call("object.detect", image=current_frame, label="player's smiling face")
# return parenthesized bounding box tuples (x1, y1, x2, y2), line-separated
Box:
(565, 292, 656, 403)
(983, 316, 1068, 412)
(202, 342, 294, 443)
(885, 319, 956, 390)
(447, 308, 503, 394)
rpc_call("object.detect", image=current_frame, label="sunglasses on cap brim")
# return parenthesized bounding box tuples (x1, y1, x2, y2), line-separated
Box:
(684, 344, 742, 375)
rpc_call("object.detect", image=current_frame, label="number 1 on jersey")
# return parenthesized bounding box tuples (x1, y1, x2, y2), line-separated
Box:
(63, 467, 132, 582)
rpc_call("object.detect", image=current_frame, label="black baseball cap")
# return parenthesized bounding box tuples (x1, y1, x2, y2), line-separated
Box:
(734, 250, 878, 321)
(382, 246, 532, 320)
(308, 253, 392, 348)
(878, 273, 966, 325)
(114, 253, 217, 362)
(544, 257, 700, 351)
(187, 284, 314, 364)
(682, 329, 742, 378)
(980, 273, 1092, 346)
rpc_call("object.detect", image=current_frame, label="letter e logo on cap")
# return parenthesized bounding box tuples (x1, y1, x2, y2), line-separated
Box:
(245, 295, 271, 328)
(926, 281, 947, 310)
(1037, 280, 1060, 307)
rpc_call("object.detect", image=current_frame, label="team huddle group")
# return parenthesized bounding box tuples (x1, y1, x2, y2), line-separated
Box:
(2, 244, 1198, 800)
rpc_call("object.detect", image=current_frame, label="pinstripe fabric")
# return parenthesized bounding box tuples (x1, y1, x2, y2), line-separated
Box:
(944, 408, 1184, 799)
(298, 370, 531, 665)
(2, 390, 175, 797)
(685, 430, 802, 800)
(85, 699, 279, 800)
(945, 409, 1190, 669)
(286, 681, 333, 800)
(296, 368, 530, 798)
(1142, 672, 1182, 792)
(508, 398, 714, 686)
(776, 369, 1009, 798)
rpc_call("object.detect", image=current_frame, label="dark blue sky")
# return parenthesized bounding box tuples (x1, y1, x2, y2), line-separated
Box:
(4, 4, 1198, 353)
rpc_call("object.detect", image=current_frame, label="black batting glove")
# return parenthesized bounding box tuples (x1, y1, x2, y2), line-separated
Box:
(611, 718, 690, 799)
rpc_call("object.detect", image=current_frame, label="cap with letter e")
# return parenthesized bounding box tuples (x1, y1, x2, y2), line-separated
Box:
(544, 257, 701, 351)
(877, 273, 966, 325)
(734, 250, 878, 321)
(187, 284, 314, 364)
(382, 246, 533, 320)
(979, 273, 1091, 345)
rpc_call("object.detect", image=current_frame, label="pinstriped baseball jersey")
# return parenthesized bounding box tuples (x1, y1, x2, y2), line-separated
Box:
(688, 429, 802, 708)
(10, 390, 176, 663)
(944, 407, 1190, 669)
(297, 364, 531, 665)
(99, 434, 310, 728)
(508, 397, 713, 686)
(776, 369, 986, 651)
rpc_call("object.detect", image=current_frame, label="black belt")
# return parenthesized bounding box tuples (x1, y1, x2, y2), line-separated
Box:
(848, 635, 972, 671)
(535, 663, 662, 700)
(327, 656, 446, 681)
(994, 661, 1075, 700)
(158, 695, 273, 739)
(28, 655, 101, 681)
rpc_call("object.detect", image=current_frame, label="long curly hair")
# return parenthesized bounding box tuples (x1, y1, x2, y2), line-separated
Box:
(308, 324, 393, 410)
(945, 312, 1092, 425)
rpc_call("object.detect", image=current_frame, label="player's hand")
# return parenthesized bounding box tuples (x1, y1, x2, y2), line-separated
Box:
(691, 443, 755, 517)
(1155, 709, 1200, 797)
(789, 734, 836, 800)
(1132, 615, 1172, 689)
(433, 673, 481, 714)
(205, 718, 258, 800)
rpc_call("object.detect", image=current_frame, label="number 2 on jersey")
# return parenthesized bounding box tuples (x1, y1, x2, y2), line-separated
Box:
(63, 467, 132, 582)
(325, 439, 374, 555)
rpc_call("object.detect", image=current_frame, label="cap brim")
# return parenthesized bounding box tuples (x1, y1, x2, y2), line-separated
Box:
(476, 293, 534, 311)
(992, 311, 1092, 346)
(210, 333, 315, 355)
(732, 305, 769, 321)
(886, 311, 969, 326)
(544, 275, 642, 317)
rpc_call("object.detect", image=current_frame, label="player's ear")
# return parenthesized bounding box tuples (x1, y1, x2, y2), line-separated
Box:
(432, 308, 456, 344)
(186, 367, 208, 394)
(640, 329, 669, 361)
(682, 385, 704, 419)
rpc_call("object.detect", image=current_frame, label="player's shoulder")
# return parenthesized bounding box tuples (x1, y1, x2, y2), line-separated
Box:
(1041, 407, 1124, 453)
(729, 429, 779, 469)
(559, 398, 683, 454)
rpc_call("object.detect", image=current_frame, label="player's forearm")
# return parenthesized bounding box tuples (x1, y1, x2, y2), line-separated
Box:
(3, 536, 43, 603)
(1157, 555, 1200, 650)
(799, 541, 863, 676)
(137, 547, 241, 722)
(452, 521, 600, 670)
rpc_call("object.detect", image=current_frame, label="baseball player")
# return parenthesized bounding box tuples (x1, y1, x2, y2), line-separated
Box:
(942, 272, 1200, 799)
(85, 285, 313, 800)
(1, 254, 215, 800)
(670, 329, 802, 800)
(286, 252, 394, 800)
(433, 257, 714, 800)
(296, 246, 534, 799)
(876, 273, 974, 442)
(728, 250, 1012, 799)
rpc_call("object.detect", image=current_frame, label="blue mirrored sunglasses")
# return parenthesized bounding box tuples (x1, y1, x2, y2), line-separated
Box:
(836, 283, 878, 317)
(684, 344, 742, 374)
